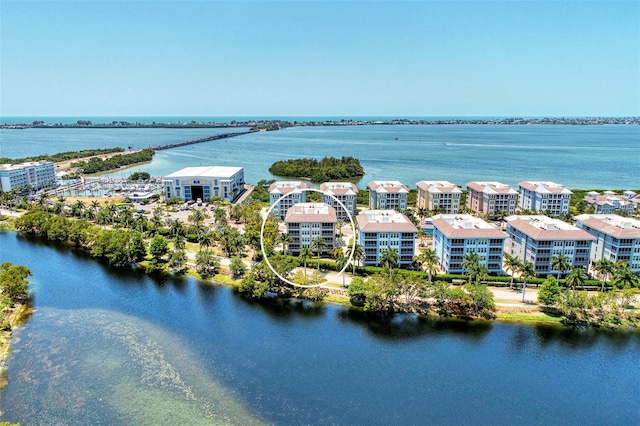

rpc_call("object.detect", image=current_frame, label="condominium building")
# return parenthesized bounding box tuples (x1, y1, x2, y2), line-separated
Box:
(285, 203, 337, 255)
(0, 161, 56, 192)
(432, 214, 507, 274)
(320, 182, 358, 221)
(367, 181, 409, 211)
(416, 181, 462, 213)
(356, 210, 418, 267)
(269, 181, 307, 219)
(583, 191, 635, 215)
(163, 166, 245, 203)
(465, 181, 517, 218)
(517, 181, 572, 215)
(574, 214, 640, 272)
(505, 215, 595, 276)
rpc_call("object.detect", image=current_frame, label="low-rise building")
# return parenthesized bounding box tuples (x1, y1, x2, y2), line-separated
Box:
(163, 166, 245, 203)
(505, 215, 595, 276)
(357, 210, 418, 267)
(517, 181, 572, 215)
(432, 214, 507, 275)
(465, 181, 517, 218)
(367, 181, 409, 210)
(583, 191, 635, 215)
(0, 161, 56, 192)
(285, 203, 336, 255)
(416, 180, 462, 213)
(574, 214, 640, 272)
(320, 182, 358, 221)
(269, 181, 308, 219)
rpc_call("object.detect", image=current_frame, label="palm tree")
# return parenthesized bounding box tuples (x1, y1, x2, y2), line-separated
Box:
(414, 247, 439, 283)
(592, 259, 615, 291)
(462, 251, 484, 284)
(352, 242, 365, 275)
(417, 207, 429, 221)
(311, 237, 327, 270)
(565, 267, 588, 290)
(504, 253, 522, 289)
(612, 266, 640, 289)
(551, 252, 571, 279)
(198, 229, 215, 252)
(71, 200, 86, 218)
(380, 247, 399, 277)
(336, 254, 349, 287)
(278, 233, 293, 255)
(519, 261, 536, 303)
(90, 200, 101, 217)
(299, 247, 314, 277)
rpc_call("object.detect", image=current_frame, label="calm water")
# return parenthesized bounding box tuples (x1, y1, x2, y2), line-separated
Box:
(0, 231, 638, 425)
(2, 124, 638, 189)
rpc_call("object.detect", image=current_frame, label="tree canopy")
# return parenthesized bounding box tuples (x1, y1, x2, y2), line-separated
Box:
(268, 156, 364, 182)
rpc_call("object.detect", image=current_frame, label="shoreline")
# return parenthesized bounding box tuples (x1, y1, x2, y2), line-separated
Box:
(0, 302, 33, 389)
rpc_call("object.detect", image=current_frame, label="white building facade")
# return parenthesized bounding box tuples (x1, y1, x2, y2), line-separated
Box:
(285, 203, 337, 255)
(517, 181, 572, 215)
(0, 161, 56, 192)
(574, 214, 640, 272)
(432, 214, 507, 275)
(583, 192, 635, 215)
(320, 182, 358, 221)
(357, 210, 418, 267)
(465, 181, 517, 218)
(416, 181, 462, 213)
(367, 181, 409, 211)
(269, 181, 307, 219)
(163, 166, 245, 203)
(505, 215, 595, 276)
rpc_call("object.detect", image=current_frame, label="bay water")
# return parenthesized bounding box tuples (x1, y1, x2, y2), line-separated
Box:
(1, 124, 638, 189)
(0, 231, 638, 424)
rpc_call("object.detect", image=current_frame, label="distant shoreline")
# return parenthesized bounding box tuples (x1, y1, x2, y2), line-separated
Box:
(2, 116, 638, 129)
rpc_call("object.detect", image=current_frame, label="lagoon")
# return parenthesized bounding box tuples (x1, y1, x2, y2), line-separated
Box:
(0, 231, 638, 424)
(2, 124, 638, 189)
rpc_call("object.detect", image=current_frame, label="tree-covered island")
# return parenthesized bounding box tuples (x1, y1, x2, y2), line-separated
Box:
(268, 156, 365, 182)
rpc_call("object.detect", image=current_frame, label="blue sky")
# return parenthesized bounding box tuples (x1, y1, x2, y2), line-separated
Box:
(1, 1, 638, 117)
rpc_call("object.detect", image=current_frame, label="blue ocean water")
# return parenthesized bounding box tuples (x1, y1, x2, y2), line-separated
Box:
(1, 124, 638, 189)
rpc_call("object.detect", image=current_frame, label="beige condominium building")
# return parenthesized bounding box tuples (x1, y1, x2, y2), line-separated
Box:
(465, 181, 518, 218)
(357, 209, 418, 267)
(505, 215, 595, 276)
(517, 181, 572, 216)
(367, 181, 409, 211)
(285, 203, 337, 255)
(320, 182, 358, 221)
(416, 180, 462, 213)
(269, 181, 308, 219)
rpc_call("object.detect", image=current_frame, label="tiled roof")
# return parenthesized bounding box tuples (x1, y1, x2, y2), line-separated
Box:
(416, 180, 462, 194)
(269, 181, 307, 194)
(518, 181, 572, 195)
(367, 181, 409, 194)
(431, 214, 507, 238)
(285, 203, 336, 223)
(506, 215, 595, 240)
(574, 214, 640, 238)
(357, 210, 418, 232)
(466, 181, 517, 195)
(320, 182, 358, 196)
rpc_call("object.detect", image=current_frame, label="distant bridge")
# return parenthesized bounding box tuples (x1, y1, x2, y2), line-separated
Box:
(150, 130, 255, 151)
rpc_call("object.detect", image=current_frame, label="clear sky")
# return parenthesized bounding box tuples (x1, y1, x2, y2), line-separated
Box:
(1, 1, 638, 117)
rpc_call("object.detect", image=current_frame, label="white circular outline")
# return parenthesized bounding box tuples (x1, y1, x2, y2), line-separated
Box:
(260, 187, 356, 288)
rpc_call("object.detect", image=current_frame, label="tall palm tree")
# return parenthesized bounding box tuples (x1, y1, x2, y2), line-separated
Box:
(565, 267, 588, 290)
(380, 247, 399, 278)
(462, 251, 483, 284)
(311, 237, 327, 270)
(504, 253, 522, 289)
(299, 247, 314, 277)
(278, 233, 293, 255)
(593, 259, 615, 291)
(198, 230, 215, 252)
(352, 243, 365, 275)
(551, 252, 572, 280)
(336, 254, 349, 287)
(519, 261, 536, 303)
(414, 247, 439, 283)
(90, 200, 101, 217)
